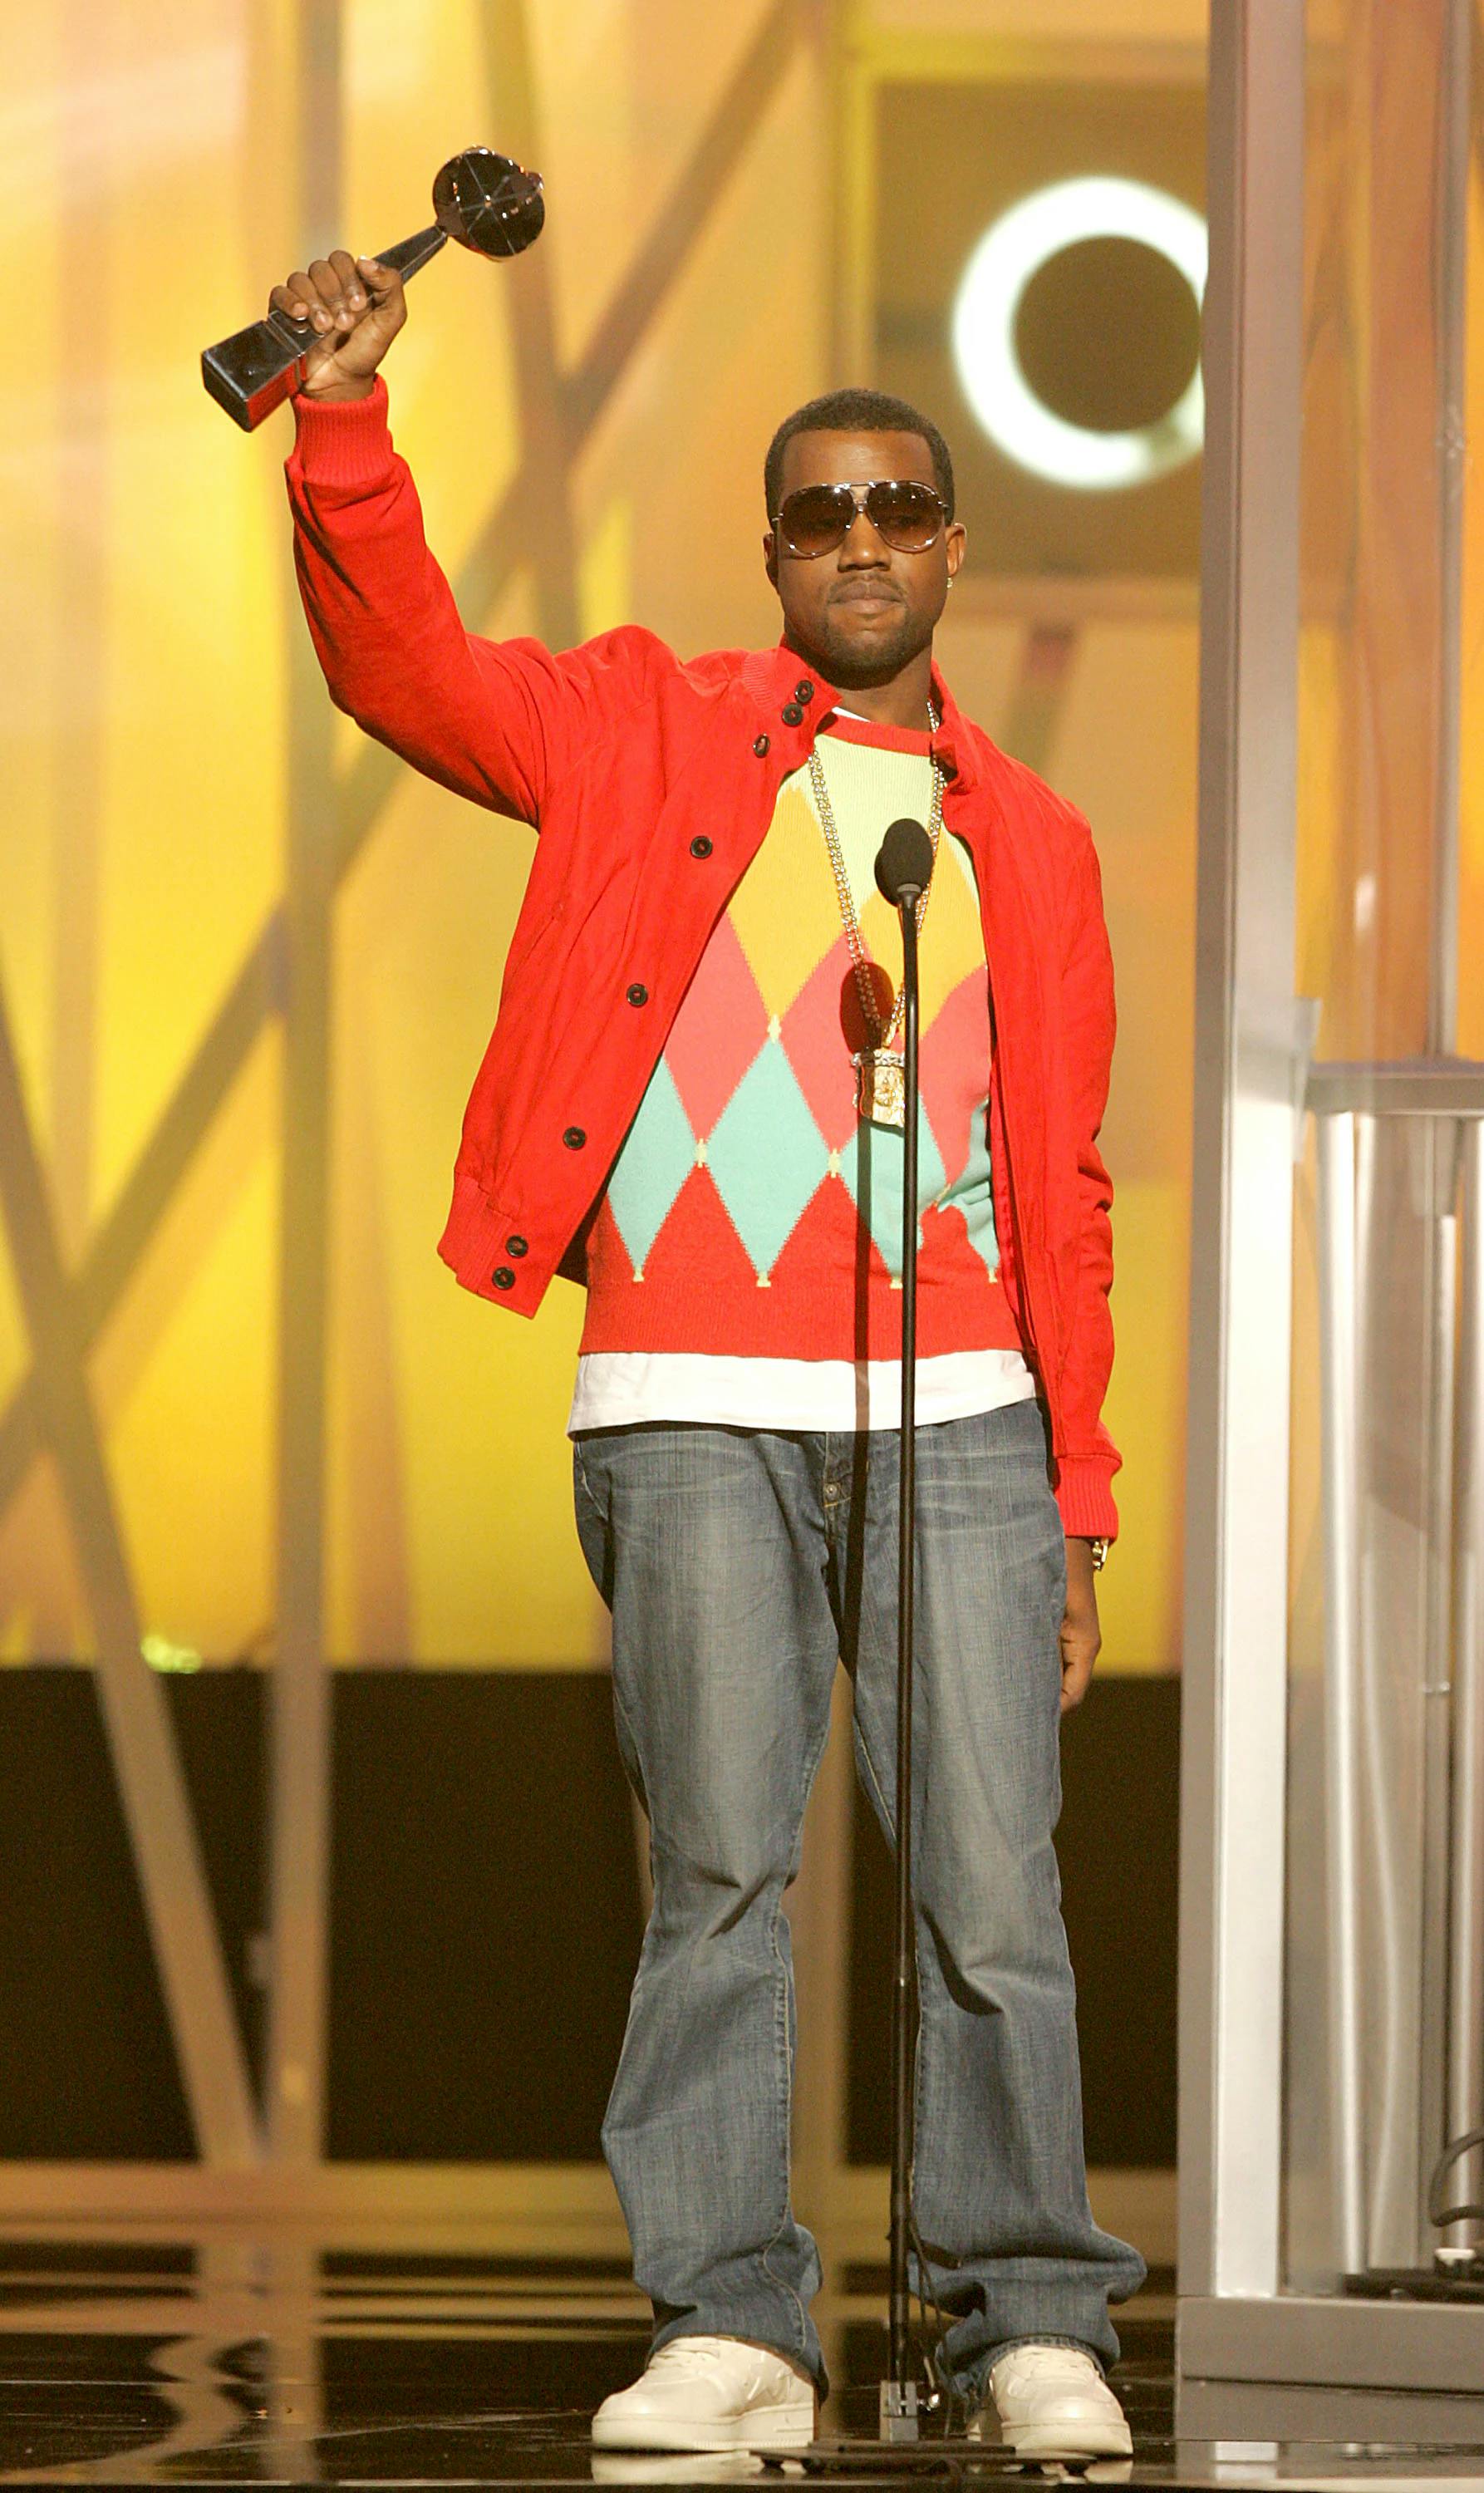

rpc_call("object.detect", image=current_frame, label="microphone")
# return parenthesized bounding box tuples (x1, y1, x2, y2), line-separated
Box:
(875, 818, 934, 908)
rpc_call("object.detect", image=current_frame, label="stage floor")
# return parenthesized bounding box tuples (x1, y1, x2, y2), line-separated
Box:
(1, 2236, 1482, 2490)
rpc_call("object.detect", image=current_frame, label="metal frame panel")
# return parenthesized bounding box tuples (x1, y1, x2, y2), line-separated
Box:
(1449, 1120, 1484, 2240)
(1182, 0, 1484, 2383)
(266, 0, 342, 2181)
(1179, 0, 1306, 2304)
(1178, 2373, 1484, 2442)
(1181, 2294, 1484, 2394)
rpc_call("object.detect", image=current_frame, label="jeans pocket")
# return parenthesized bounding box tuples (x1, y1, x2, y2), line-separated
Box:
(572, 1442, 615, 1605)
(572, 1439, 607, 1527)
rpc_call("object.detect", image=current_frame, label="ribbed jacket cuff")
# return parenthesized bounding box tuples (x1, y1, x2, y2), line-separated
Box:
(438, 1170, 548, 1317)
(1054, 1455, 1119, 1542)
(289, 374, 394, 488)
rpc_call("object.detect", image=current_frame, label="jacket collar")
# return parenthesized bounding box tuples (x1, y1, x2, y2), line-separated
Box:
(739, 641, 981, 796)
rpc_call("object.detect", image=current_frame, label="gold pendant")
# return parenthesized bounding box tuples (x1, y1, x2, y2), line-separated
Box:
(853, 1050, 907, 1131)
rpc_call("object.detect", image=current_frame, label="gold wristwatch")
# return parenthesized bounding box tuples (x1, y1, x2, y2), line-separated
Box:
(1086, 1537, 1110, 1572)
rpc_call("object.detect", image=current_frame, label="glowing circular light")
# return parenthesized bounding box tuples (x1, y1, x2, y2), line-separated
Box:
(951, 175, 1208, 491)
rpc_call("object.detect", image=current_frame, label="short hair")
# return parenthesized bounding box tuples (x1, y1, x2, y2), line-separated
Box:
(764, 388, 956, 523)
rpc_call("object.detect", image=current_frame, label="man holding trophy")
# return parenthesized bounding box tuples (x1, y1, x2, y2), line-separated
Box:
(265, 228, 1143, 2457)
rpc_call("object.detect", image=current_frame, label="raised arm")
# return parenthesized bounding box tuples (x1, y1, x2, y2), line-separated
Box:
(276, 249, 656, 824)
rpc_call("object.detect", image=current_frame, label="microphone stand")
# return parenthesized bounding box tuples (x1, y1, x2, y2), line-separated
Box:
(773, 818, 942, 2472)
(882, 855, 926, 2444)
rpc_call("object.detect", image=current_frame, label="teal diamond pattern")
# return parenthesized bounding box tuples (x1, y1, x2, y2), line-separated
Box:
(840, 1108, 947, 1280)
(605, 1058, 697, 1276)
(956, 1104, 1001, 1281)
(705, 1038, 829, 1279)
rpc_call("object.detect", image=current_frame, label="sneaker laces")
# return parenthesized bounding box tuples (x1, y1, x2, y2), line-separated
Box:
(646, 2338, 743, 2375)
(995, 2345, 1102, 2393)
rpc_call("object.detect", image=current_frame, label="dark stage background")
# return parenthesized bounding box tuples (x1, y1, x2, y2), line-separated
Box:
(0, 1670, 1177, 2171)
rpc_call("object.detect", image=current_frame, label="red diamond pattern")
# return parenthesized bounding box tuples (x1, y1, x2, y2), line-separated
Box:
(639, 1163, 758, 1294)
(916, 965, 991, 1190)
(662, 912, 769, 1138)
(778, 935, 882, 1150)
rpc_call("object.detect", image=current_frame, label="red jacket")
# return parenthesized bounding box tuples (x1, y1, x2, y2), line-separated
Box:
(287, 379, 1121, 1537)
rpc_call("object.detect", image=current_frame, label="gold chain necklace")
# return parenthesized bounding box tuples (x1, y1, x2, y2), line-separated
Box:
(807, 702, 946, 1131)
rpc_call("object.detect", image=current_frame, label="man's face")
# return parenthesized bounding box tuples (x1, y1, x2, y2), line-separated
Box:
(764, 428, 966, 690)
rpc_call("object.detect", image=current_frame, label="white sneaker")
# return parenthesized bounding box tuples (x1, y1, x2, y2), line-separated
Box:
(591, 2336, 816, 2452)
(968, 2343, 1132, 2461)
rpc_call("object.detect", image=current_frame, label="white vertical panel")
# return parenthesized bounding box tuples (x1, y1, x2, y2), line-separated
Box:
(1179, 0, 1306, 2301)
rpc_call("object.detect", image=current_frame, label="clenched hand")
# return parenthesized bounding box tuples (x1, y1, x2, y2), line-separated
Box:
(268, 249, 406, 403)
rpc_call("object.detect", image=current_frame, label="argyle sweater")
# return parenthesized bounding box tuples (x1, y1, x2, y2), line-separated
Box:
(575, 714, 1025, 1370)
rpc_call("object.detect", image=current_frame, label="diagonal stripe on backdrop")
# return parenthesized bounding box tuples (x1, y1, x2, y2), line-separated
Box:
(0, 976, 261, 2165)
(999, 620, 1079, 782)
(479, 0, 582, 654)
(0, 932, 283, 1550)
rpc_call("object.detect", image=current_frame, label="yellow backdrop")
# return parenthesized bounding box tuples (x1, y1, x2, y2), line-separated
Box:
(2, 0, 1259, 1675)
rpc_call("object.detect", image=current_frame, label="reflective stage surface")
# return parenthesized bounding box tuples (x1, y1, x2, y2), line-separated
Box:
(1, 2235, 1482, 2489)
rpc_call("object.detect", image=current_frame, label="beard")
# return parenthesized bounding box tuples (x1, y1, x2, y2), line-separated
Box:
(803, 593, 936, 689)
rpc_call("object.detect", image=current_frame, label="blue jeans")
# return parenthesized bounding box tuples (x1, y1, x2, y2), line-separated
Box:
(572, 1402, 1145, 2398)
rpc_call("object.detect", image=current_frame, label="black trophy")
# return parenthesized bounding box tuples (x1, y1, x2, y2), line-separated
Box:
(201, 147, 544, 430)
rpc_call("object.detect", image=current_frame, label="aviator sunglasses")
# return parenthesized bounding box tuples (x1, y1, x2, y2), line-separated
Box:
(771, 478, 950, 559)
